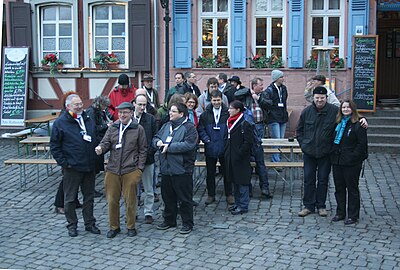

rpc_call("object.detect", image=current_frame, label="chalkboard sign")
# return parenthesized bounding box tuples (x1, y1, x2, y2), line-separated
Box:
(351, 35, 378, 112)
(0, 47, 29, 127)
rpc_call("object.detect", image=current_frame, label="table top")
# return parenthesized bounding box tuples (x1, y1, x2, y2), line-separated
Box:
(25, 112, 60, 124)
(20, 136, 50, 144)
(261, 138, 300, 147)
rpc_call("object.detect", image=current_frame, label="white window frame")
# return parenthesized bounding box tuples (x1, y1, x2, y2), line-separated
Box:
(198, 0, 230, 58)
(252, 0, 286, 60)
(307, 0, 345, 58)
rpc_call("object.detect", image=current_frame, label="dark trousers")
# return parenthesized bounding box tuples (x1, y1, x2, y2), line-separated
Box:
(234, 184, 250, 211)
(253, 144, 269, 190)
(54, 178, 79, 208)
(332, 164, 362, 219)
(205, 155, 232, 197)
(63, 168, 96, 229)
(161, 174, 193, 228)
(303, 154, 331, 211)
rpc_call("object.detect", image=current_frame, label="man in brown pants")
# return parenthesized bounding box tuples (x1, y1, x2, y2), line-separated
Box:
(95, 102, 147, 238)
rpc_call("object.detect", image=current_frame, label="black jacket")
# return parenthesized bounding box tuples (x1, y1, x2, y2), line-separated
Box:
(296, 102, 339, 158)
(330, 121, 368, 166)
(259, 82, 288, 124)
(138, 112, 158, 165)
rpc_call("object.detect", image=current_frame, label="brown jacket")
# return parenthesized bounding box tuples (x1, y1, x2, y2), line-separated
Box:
(99, 119, 147, 175)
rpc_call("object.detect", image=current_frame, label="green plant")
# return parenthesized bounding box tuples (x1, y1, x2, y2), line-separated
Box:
(249, 54, 283, 68)
(41, 53, 64, 74)
(305, 55, 318, 69)
(330, 52, 344, 69)
(195, 54, 230, 68)
(92, 52, 119, 69)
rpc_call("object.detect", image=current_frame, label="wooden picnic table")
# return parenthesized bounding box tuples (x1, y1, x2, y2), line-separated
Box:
(24, 112, 60, 136)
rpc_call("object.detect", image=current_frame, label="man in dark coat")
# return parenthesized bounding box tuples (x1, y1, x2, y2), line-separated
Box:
(51, 94, 101, 237)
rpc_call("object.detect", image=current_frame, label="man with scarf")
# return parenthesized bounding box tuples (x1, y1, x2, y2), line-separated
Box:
(153, 102, 198, 234)
(51, 94, 100, 237)
(108, 74, 137, 121)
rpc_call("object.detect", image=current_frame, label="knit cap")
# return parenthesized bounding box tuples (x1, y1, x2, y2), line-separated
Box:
(271, 70, 284, 82)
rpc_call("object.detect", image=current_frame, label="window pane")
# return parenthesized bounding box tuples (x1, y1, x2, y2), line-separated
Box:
(272, 48, 282, 57)
(43, 7, 56, 21)
(217, 19, 228, 46)
(256, 18, 266, 46)
(256, 0, 267, 11)
(59, 24, 72, 36)
(217, 48, 228, 59)
(328, 17, 339, 45)
(59, 38, 72, 50)
(43, 24, 56, 36)
(43, 38, 56, 50)
(329, 0, 340, 10)
(256, 48, 266, 56)
(202, 19, 213, 46)
(112, 23, 125, 35)
(112, 5, 125, 19)
(217, 0, 228, 12)
(202, 0, 213, 12)
(272, 18, 283, 46)
(59, 52, 71, 64)
(112, 38, 125, 50)
(271, 0, 283, 11)
(312, 0, 324, 10)
(95, 38, 108, 50)
(114, 52, 125, 64)
(312, 17, 323, 45)
(95, 6, 108, 20)
(95, 23, 108, 36)
(59, 6, 71, 20)
(202, 48, 213, 57)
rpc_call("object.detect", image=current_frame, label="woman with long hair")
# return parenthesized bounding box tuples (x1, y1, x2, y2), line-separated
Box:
(184, 92, 199, 128)
(330, 100, 368, 225)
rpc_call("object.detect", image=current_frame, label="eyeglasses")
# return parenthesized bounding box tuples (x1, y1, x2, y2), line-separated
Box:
(187, 101, 196, 104)
(71, 102, 83, 107)
(118, 110, 131, 115)
(136, 103, 147, 107)
(169, 109, 179, 113)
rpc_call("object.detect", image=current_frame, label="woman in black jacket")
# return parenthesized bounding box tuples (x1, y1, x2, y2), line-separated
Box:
(224, 100, 253, 215)
(330, 100, 368, 225)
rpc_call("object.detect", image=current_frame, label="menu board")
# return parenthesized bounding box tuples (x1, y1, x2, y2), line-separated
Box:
(0, 47, 29, 127)
(351, 36, 378, 112)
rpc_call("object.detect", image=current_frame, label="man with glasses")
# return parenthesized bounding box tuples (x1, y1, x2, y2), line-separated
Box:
(51, 94, 101, 237)
(95, 102, 147, 238)
(184, 71, 201, 97)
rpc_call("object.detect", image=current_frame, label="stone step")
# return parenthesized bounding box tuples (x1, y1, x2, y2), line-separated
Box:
(368, 143, 400, 154)
(363, 117, 400, 126)
(367, 134, 400, 144)
(367, 125, 400, 135)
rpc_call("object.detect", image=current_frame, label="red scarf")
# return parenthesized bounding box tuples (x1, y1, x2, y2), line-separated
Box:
(227, 112, 242, 129)
(67, 109, 79, 119)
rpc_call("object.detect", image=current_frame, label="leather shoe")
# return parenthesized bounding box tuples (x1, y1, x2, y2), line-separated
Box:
(106, 228, 121, 238)
(85, 224, 101, 234)
(68, 227, 78, 237)
(298, 208, 312, 217)
(261, 189, 273, 199)
(55, 207, 65, 214)
(331, 215, 345, 222)
(144, 215, 154, 224)
(228, 205, 237, 211)
(344, 218, 358, 225)
(230, 208, 248, 215)
(205, 196, 215, 205)
(127, 228, 137, 237)
(179, 225, 192, 234)
(157, 222, 176, 230)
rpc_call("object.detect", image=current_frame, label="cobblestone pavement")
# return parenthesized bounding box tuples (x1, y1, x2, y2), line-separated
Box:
(0, 139, 399, 269)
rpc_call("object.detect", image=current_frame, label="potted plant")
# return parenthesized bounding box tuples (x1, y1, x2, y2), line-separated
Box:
(195, 54, 230, 68)
(305, 55, 318, 69)
(106, 53, 119, 69)
(41, 53, 64, 75)
(92, 52, 119, 69)
(330, 52, 344, 69)
(249, 54, 283, 69)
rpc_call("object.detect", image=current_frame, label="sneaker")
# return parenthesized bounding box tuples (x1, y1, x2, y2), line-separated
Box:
(318, 208, 328, 217)
(344, 218, 358, 225)
(179, 225, 192, 234)
(226, 195, 235, 205)
(157, 222, 176, 230)
(298, 208, 312, 217)
(144, 215, 154, 224)
(331, 215, 345, 222)
(205, 196, 215, 205)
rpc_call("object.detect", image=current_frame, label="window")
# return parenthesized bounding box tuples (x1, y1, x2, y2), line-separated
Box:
(91, 4, 127, 67)
(40, 5, 73, 65)
(253, 0, 285, 58)
(199, 0, 229, 60)
(308, 0, 344, 59)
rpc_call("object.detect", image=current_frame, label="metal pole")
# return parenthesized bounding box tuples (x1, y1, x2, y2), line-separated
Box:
(162, 0, 171, 103)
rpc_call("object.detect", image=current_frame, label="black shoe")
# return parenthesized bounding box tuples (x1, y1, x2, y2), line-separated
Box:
(94, 190, 103, 198)
(231, 208, 248, 215)
(228, 205, 237, 211)
(157, 222, 176, 230)
(261, 189, 273, 199)
(85, 224, 101, 234)
(331, 215, 345, 222)
(344, 218, 358, 225)
(144, 215, 154, 224)
(127, 228, 137, 237)
(68, 227, 78, 237)
(179, 225, 192, 234)
(106, 228, 121, 238)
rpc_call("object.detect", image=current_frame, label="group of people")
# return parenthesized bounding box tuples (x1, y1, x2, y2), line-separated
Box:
(50, 70, 369, 238)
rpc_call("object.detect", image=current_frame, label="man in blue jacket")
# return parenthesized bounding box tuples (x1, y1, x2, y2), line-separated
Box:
(51, 94, 100, 237)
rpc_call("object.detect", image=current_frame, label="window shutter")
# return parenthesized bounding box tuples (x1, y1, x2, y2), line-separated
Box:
(231, 0, 246, 68)
(288, 0, 304, 68)
(9, 2, 32, 47)
(173, 0, 191, 68)
(128, 0, 151, 71)
(347, 0, 369, 68)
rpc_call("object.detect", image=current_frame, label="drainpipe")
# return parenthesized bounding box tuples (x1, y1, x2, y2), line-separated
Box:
(153, 0, 160, 92)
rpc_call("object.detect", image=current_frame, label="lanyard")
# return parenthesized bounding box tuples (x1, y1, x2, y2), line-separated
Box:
(274, 83, 283, 103)
(213, 107, 221, 126)
(118, 119, 132, 145)
(146, 90, 154, 104)
(227, 113, 243, 138)
(75, 116, 87, 134)
(169, 119, 187, 136)
(134, 112, 141, 123)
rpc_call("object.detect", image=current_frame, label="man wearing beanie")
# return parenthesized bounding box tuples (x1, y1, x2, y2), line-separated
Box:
(259, 69, 289, 163)
(304, 75, 340, 106)
(108, 74, 137, 121)
(296, 86, 338, 218)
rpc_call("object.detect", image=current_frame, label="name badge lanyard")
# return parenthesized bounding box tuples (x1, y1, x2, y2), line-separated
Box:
(274, 83, 284, 107)
(118, 119, 132, 147)
(134, 112, 141, 123)
(167, 119, 187, 143)
(227, 113, 243, 139)
(214, 108, 221, 129)
(76, 117, 87, 135)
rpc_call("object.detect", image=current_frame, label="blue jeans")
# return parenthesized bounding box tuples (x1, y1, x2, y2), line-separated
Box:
(234, 184, 250, 211)
(303, 154, 331, 211)
(268, 122, 287, 162)
(254, 123, 265, 141)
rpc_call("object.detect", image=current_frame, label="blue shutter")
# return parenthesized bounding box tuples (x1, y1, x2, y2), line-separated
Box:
(347, 0, 369, 68)
(288, 0, 304, 68)
(173, 0, 191, 68)
(231, 0, 246, 68)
